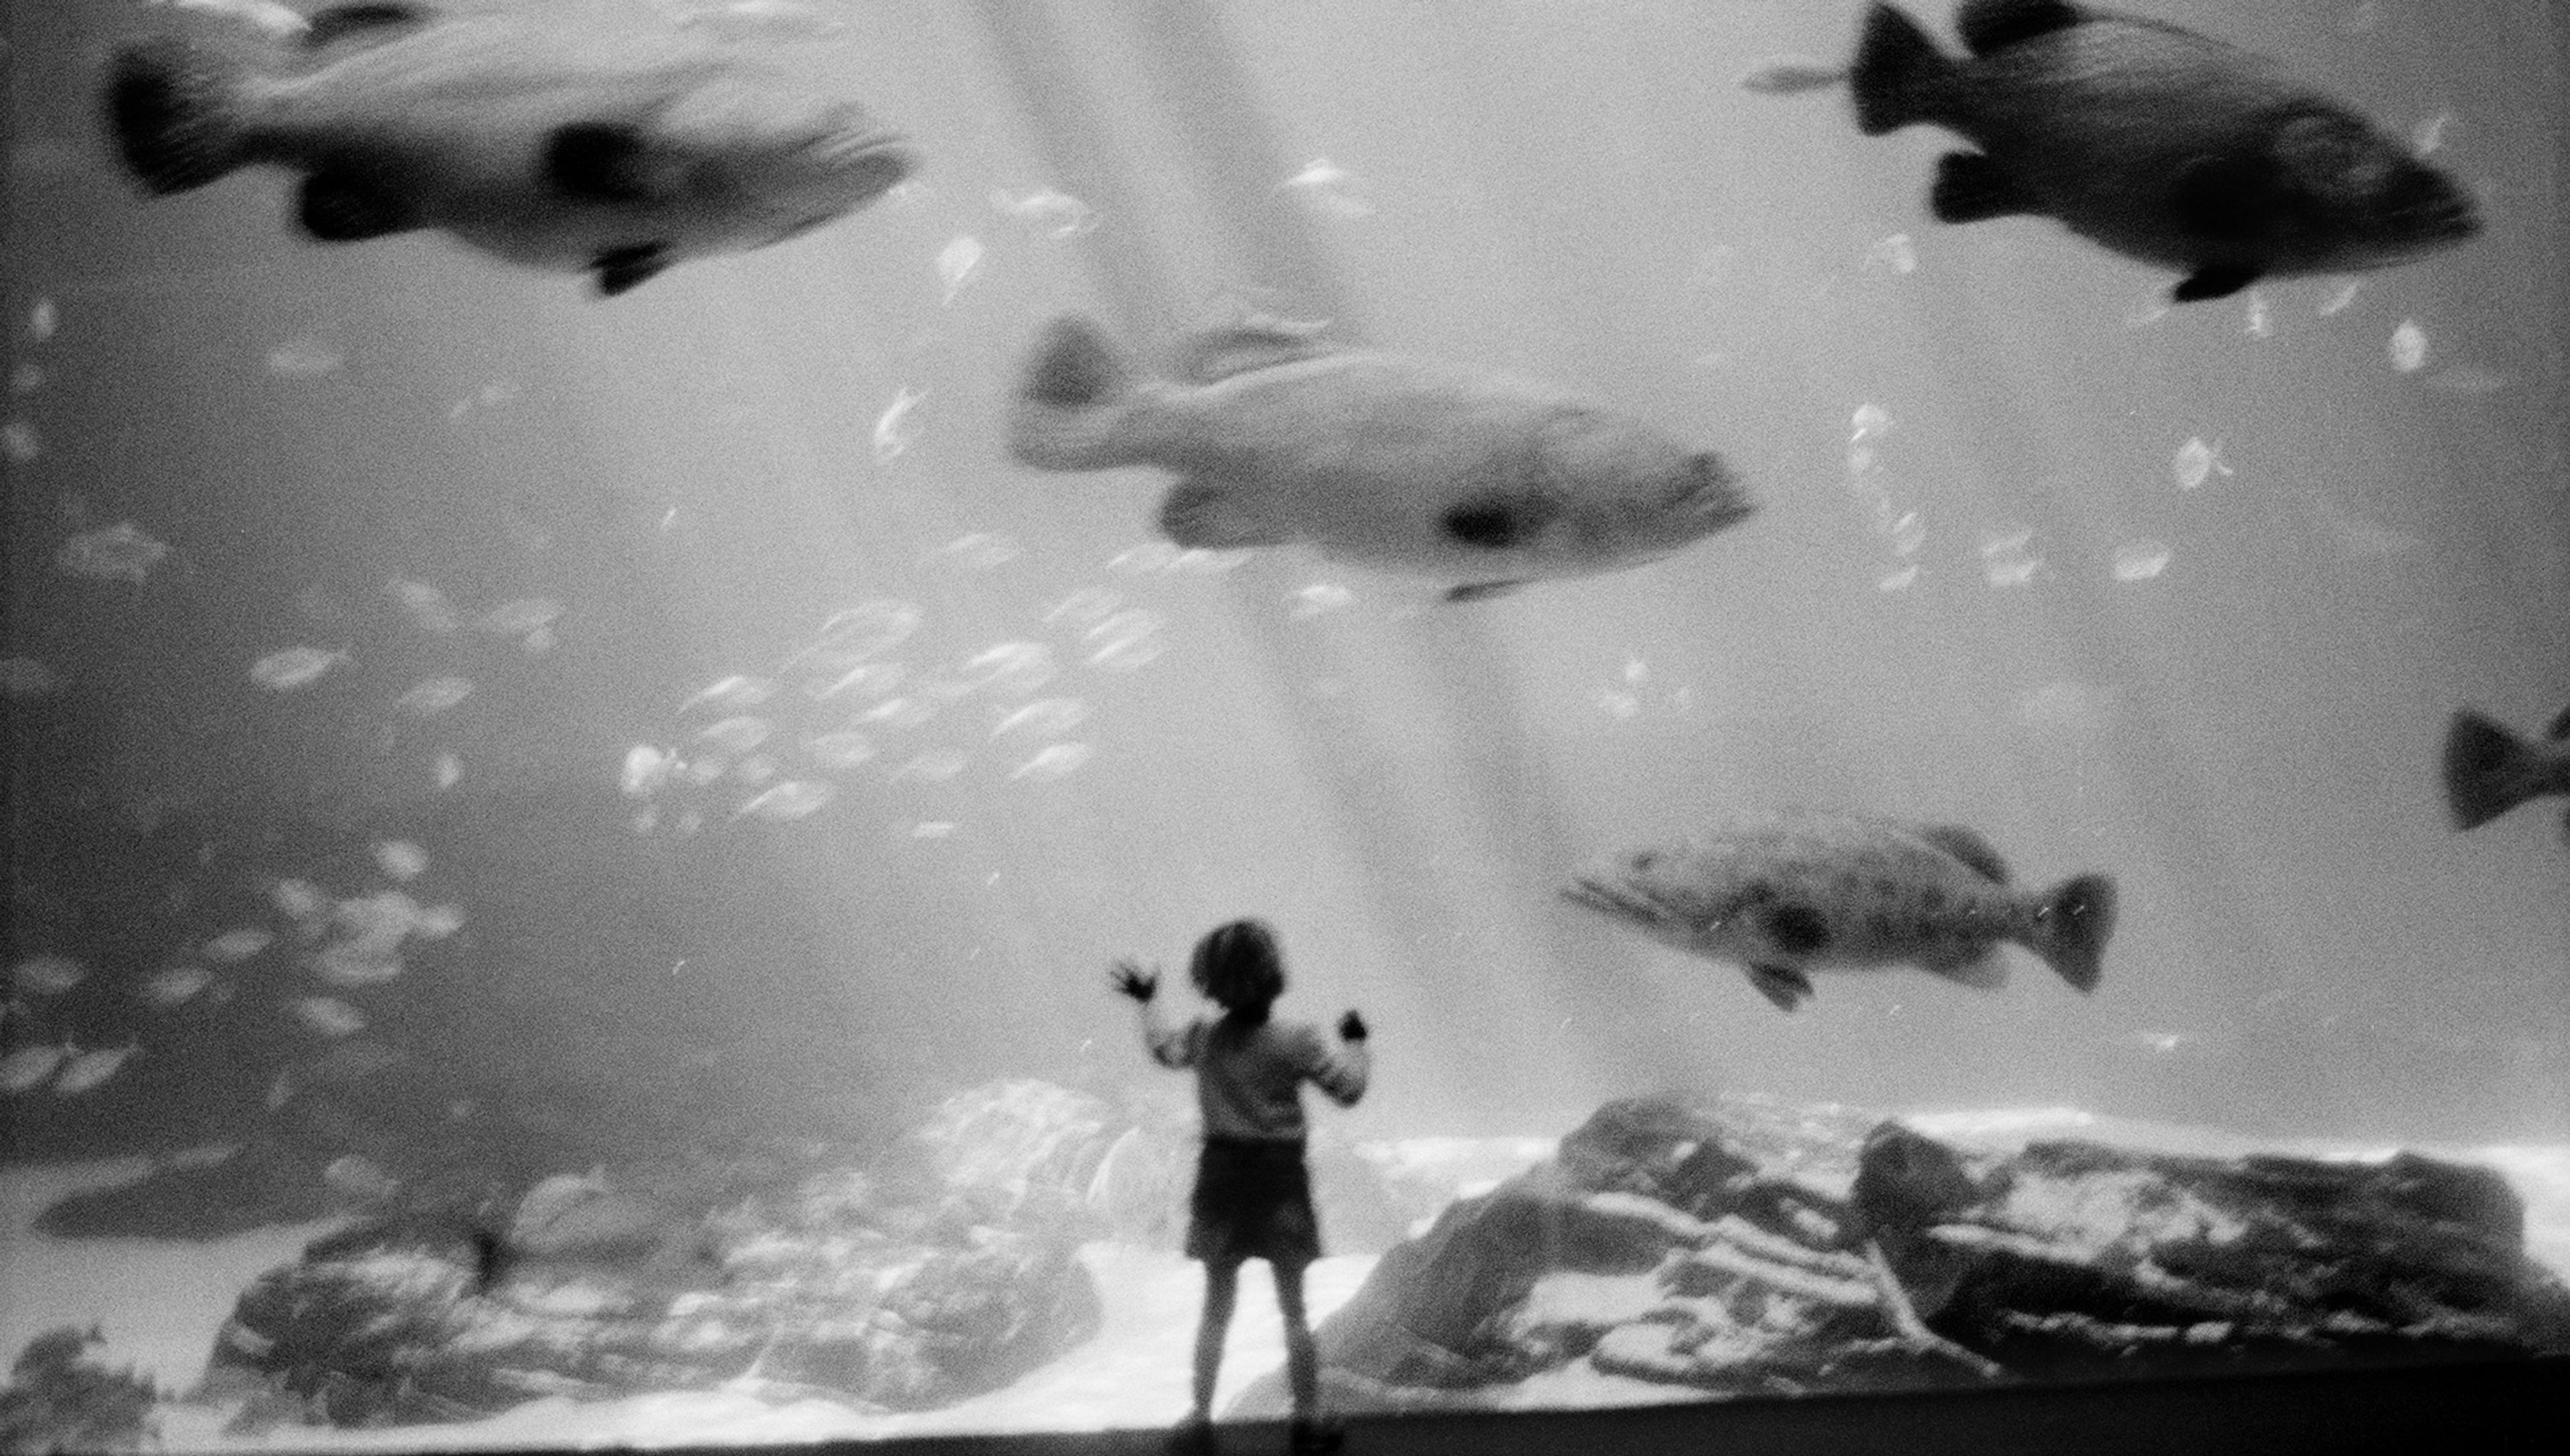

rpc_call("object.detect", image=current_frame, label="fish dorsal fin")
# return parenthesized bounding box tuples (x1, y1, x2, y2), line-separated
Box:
(304, 3, 436, 52)
(1915, 824, 2011, 883)
(2546, 702, 2570, 739)
(1955, 0, 2083, 56)
(1171, 319, 1335, 383)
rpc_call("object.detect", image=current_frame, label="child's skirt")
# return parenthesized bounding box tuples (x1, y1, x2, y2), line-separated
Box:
(1186, 1135, 1320, 1267)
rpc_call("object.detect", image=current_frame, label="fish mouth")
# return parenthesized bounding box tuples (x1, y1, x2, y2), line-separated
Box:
(821, 132, 918, 197)
(1674, 452, 1755, 532)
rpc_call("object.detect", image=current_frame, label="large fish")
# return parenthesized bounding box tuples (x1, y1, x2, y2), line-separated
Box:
(2442, 705, 2570, 841)
(1565, 812, 2116, 1012)
(106, 1, 918, 295)
(1007, 315, 1755, 602)
(1845, 0, 2478, 301)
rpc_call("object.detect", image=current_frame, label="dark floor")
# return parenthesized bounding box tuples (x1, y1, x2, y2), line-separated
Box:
(614, 1359, 2567, 1456)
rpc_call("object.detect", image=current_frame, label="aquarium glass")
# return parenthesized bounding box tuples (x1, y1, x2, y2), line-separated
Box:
(3, 0, 2565, 1449)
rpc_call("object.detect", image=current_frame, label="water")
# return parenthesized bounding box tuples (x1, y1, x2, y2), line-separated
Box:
(2, 0, 2564, 1446)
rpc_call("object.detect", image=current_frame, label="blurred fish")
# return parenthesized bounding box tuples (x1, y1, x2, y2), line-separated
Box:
(679, 674, 776, 712)
(989, 185, 1098, 237)
(107, 1, 919, 294)
(413, 903, 464, 939)
(936, 234, 983, 304)
(1008, 315, 1754, 602)
(11, 954, 87, 996)
(396, 676, 474, 716)
(290, 994, 367, 1037)
(1842, 0, 2480, 301)
(374, 839, 429, 879)
(479, 596, 562, 636)
(203, 927, 274, 963)
(0, 1039, 75, 1093)
(272, 877, 329, 921)
(322, 1152, 402, 1200)
(1565, 811, 2116, 1012)
(1009, 742, 1091, 782)
(736, 780, 833, 820)
(141, 964, 216, 1005)
(388, 577, 461, 634)
(696, 715, 771, 754)
(802, 730, 875, 768)
(250, 644, 349, 690)
(2442, 706, 2570, 840)
(57, 521, 173, 583)
(622, 743, 679, 796)
(52, 1043, 138, 1095)
(992, 697, 1087, 739)
(1739, 56, 1850, 94)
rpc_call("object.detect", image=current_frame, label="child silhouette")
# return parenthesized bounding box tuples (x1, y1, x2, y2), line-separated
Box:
(1114, 918, 1369, 1454)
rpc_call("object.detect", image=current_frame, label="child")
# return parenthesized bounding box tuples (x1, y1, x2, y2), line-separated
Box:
(1113, 918, 1369, 1455)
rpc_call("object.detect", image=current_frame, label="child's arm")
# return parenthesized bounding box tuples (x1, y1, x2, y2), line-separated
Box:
(1112, 958, 1194, 1068)
(1306, 1010, 1371, 1106)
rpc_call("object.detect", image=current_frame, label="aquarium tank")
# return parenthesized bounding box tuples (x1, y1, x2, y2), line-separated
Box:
(3, 0, 2565, 1452)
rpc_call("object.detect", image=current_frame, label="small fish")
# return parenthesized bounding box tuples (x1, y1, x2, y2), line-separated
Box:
(803, 600, 921, 659)
(203, 927, 274, 963)
(1843, 0, 2481, 302)
(1007, 315, 1755, 602)
(1565, 811, 2116, 1012)
(412, 903, 464, 939)
(1010, 742, 1092, 782)
(802, 730, 876, 769)
(1741, 56, 1852, 94)
(936, 234, 983, 304)
(266, 336, 343, 376)
(312, 945, 404, 986)
(736, 780, 833, 821)
(140, 964, 215, 1005)
(290, 994, 367, 1037)
(696, 715, 772, 754)
(679, 674, 776, 713)
(989, 185, 1098, 237)
(479, 596, 563, 636)
(321, 1153, 402, 1200)
(958, 641, 1054, 695)
(991, 697, 1088, 739)
(107, 1, 919, 295)
(373, 839, 430, 880)
(873, 385, 928, 462)
(396, 676, 474, 717)
(803, 660, 903, 701)
(272, 877, 329, 921)
(1083, 610, 1164, 671)
(388, 577, 461, 634)
(53, 1043, 138, 1095)
(621, 743, 677, 796)
(12, 954, 87, 996)
(0, 1039, 75, 1093)
(56, 521, 172, 583)
(2442, 706, 2570, 841)
(2389, 318, 2428, 372)
(250, 644, 349, 691)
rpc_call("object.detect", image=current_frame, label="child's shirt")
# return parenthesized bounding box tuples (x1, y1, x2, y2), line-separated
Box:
(1146, 1012, 1369, 1141)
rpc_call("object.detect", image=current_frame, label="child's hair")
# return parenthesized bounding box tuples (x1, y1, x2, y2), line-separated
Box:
(1189, 917, 1285, 1020)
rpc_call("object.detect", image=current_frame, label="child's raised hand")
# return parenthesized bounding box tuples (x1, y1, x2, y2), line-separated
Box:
(1110, 958, 1160, 1002)
(1338, 1010, 1368, 1042)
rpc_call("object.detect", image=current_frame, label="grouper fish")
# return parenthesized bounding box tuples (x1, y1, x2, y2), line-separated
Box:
(106, 1, 918, 295)
(1565, 811, 2116, 1012)
(2443, 705, 2570, 843)
(1007, 315, 1755, 602)
(1840, 0, 2479, 301)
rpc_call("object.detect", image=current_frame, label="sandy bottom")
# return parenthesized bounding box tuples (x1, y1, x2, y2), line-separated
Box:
(5, 1118, 2565, 1450)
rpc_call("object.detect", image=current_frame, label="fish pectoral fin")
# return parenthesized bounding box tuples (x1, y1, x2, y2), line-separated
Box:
(2172, 262, 2263, 303)
(1747, 964, 1816, 1013)
(593, 245, 670, 296)
(1923, 947, 2010, 990)
(1159, 480, 1285, 549)
(1444, 581, 1526, 604)
(1171, 320, 1337, 383)
(1929, 152, 2039, 223)
(546, 122, 665, 204)
(297, 171, 414, 241)
(304, 3, 434, 53)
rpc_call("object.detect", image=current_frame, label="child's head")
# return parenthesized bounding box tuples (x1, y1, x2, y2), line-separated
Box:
(1189, 917, 1284, 1016)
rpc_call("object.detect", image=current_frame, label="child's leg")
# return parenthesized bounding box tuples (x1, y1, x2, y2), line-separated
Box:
(1191, 1258, 1242, 1419)
(1271, 1260, 1318, 1418)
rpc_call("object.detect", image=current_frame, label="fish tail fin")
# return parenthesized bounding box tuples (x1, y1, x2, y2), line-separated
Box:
(1849, 3, 1954, 136)
(2025, 874, 2115, 994)
(2443, 710, 2537, 830)
(106, 35, 255, 193)
(1008, 316, 1147, 471)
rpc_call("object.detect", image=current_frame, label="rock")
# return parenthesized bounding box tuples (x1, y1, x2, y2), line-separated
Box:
(0, 1326, 160, 1455)
(1231, 1094, 2570, 1417)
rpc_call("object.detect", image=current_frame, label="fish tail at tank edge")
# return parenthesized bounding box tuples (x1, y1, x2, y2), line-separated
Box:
(1849, 2, 1954, 136)
(1007, 315, 1148, 471)
(105, 33, 259, 193)
(2442, 711, 2538, 831)
(2027, 873, 2116, 994)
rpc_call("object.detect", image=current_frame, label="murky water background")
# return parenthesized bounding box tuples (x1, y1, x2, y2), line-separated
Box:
(3, 0, 2564, 1443)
